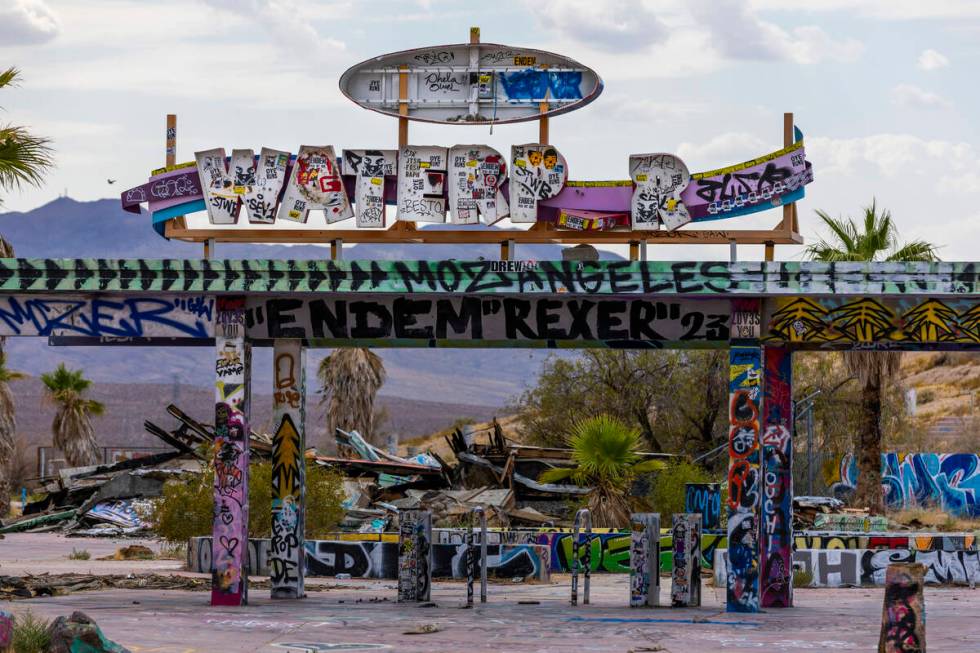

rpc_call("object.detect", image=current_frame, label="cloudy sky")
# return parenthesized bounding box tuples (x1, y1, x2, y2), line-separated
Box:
(2, 0, 980, 260)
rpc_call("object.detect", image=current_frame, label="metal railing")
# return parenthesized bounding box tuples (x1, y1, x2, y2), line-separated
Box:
(571, 508, 592, 606)
(466, 506, 488, 606)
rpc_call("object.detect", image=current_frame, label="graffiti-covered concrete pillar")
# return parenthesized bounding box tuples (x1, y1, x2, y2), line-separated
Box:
(270, 339, 306, 599)
(629, 513, 660, 607)
(212, 296, 251, 607)
(761, 346, 793, 608)
(727, 299, 762, 613)
(398, 510, 432, 602)
(671, 513, 702, 607)
(685, 483, 721, 531)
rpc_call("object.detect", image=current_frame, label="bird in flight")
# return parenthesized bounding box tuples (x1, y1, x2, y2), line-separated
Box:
(107, 179, 116, 184)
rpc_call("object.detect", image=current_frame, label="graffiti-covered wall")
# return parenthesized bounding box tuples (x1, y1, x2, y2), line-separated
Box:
(715, 549, 980, 588)
(827, 453, 980, 517)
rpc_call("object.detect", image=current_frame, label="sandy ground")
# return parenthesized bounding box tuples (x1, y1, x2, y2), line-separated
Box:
(2, 533, 979, 652)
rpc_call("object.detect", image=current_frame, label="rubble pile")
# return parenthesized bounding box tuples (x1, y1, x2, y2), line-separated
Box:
(1, 409, 668, 538)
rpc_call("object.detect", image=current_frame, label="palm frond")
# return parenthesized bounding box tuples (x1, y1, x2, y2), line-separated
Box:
(538, 467, 578, 484)
(807, 202, 940, 265)
(0, 67, 19, 90)
(631, 459, 668, 474)
(0, 125, 55, 190)
(886, 240, 941, 262)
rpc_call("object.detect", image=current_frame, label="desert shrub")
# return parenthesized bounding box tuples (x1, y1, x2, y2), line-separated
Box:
(67, 547, 90, 560)
(647, 459, 720, 522)
(917, 389, 935, 405)
(793, 568, 813, 588)
(149, 460, 345, 544)
(11, 611, 51, 653)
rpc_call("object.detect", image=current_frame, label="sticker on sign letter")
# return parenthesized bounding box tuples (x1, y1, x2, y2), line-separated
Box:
(509, 143, 567, 223)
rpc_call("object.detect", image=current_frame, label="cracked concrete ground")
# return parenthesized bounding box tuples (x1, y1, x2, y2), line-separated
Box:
(2, 534, 979, 652)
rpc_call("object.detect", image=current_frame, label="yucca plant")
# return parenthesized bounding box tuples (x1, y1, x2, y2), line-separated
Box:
(539, 415, 665, 527)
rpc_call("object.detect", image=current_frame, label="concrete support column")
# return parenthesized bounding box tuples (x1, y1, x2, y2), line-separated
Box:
(211, 296, 251, 607)
(879, 563, 926, 653)
(270, 339, 307, 599)
(761, 346, 793, 608)
(671, 513, 702, 607)
(629, 513, 660, 607)
(398, 510, 432, 602)
(727, 298, 762, 613)
(685, 483, 721, 531)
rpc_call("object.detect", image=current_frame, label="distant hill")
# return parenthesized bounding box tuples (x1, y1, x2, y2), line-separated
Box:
(9, 376, 505, 460)
(0, 197, 591, 404)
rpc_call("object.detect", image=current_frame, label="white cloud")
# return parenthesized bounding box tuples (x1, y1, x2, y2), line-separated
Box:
(808, 133, 978, 182)
(201, 0, 346, 58)
(532, 0, 668, 53)
(688, 0, 863, 64)
(0, 0, 59, 45)
(891, 83, 952, 109)
(677, 132, 769, 169)
(917, 49, 950, 71)
(526, 0, 861, 76)
(750, 0, 980, 19)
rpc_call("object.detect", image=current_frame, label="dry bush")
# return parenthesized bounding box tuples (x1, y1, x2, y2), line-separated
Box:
(149, 460, 345, 544)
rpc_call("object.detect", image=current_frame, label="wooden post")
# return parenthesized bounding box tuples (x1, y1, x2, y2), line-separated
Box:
(166, 114, 189, 233)
(629, 241, 639, 261)
(764, 241, 775, 262)
(330, 238, 343, 260)
(781, 112, 794, 242)
(165, 114, 176, 167)
(398, 65, 409, 148)
(501, 239, 514, 261)
(539, 64, 550, 144)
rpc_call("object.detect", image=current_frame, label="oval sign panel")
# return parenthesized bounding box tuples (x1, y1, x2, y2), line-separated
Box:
(339, 42, 603, 125)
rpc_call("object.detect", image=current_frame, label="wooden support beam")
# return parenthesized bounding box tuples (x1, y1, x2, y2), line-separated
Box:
(780, 112, 794, 240)
(166, 114, 188, 231)
(164, 221, 804, 246)
(629, 241, 640, 261)
(764, 241, 774, 262)
(398, 65, 409, 148)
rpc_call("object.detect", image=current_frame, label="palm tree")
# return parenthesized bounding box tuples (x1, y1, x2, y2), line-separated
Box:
(1, 67, 53, 508)
(41, 364, 104, 468)
(0, 354, 25, 516)
(539, 415, 665, 527)
(318, 349, 386, 451)
(805, 202, 939, 514)
(1, 67, 54, 207)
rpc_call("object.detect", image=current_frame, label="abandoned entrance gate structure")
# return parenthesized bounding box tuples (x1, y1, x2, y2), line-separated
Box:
(4, 258, 979, 612)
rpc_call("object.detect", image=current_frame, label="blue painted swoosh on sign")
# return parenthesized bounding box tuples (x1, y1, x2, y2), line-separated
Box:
(151, 200, 205, 237)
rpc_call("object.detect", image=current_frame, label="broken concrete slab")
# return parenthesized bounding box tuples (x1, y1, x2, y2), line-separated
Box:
(46, 611, 131, 653)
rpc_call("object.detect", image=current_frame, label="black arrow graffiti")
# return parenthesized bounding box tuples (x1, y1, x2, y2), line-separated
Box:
(97, 259, 116, 290)
(182, 260, 200, 291)
(73, 259, 94, 290)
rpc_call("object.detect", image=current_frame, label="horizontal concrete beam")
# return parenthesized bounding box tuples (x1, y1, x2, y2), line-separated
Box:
(1, 259, 979, 297)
